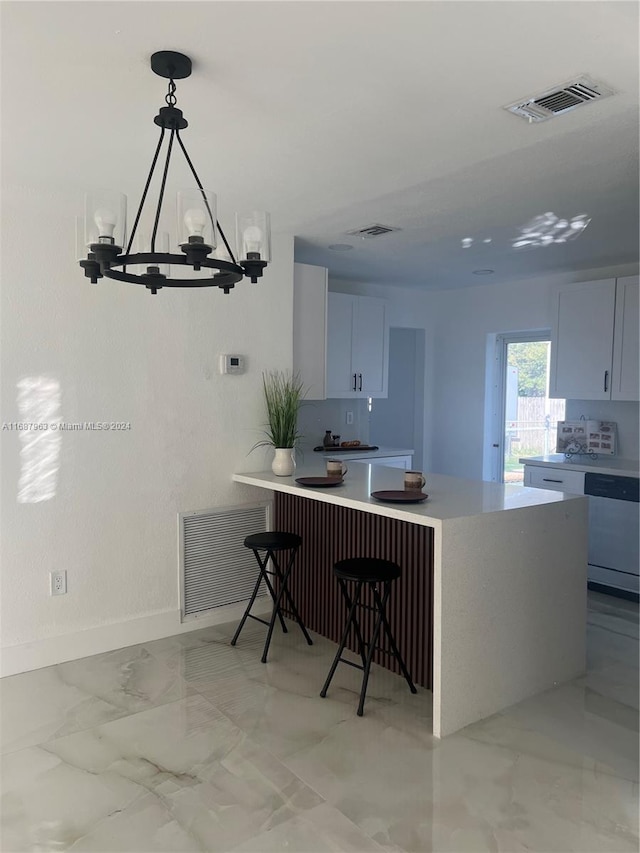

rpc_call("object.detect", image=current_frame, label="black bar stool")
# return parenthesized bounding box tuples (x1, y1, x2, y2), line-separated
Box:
(320, 557, 417, 716)
(231, 531, 313, 663)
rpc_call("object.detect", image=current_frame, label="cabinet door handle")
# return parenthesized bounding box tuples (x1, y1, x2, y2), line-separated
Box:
(352, 373, 357, 391)
(542, 478, 563, 483)
(604, 370, 609, 393)
(358, 373, 363, 392)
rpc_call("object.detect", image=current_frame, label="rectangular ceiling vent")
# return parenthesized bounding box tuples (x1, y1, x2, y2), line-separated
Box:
(345, 224, 400, 238)
(504, 75, 615, 123)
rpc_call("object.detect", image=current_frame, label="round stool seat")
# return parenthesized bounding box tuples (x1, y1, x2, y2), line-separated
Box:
(334, 557, 401, 583)
(244, 531, 302, 552)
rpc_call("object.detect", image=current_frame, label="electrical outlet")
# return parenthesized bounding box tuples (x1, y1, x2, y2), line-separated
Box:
(346, 411, 354, 425)
(50, 570, 67, 596)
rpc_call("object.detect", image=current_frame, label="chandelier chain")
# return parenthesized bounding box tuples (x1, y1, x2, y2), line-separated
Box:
(165, 78, 177, 107)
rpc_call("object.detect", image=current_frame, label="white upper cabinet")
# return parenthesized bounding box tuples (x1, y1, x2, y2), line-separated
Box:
(611, 276, 639, 400)
(326, 292, 388, 398)
(549, 277, 639, 401)
(293, 263, 388, 400)
(326, 292, 357, 395)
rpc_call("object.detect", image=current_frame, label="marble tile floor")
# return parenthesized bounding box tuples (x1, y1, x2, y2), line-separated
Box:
(0, 591, 637, 852)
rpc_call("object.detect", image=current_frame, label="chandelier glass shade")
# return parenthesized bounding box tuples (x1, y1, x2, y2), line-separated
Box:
(78, 51, 271, 295)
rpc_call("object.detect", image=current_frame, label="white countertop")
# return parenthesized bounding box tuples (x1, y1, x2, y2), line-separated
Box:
(520, 454, 640, 478)
(233, 460, 583, 530)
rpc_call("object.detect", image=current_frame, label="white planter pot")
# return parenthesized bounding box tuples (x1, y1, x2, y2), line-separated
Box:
(272, 447, 295, 477)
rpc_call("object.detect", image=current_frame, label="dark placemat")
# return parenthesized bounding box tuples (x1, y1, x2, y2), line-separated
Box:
(313, 445, 379, 452)
(370, 490, 428, 503)
(295, 476, 344, 487)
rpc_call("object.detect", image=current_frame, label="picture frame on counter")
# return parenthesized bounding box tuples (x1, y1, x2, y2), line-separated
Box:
(556, 420, 618, 456)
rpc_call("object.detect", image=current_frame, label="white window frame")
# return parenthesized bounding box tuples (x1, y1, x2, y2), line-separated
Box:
(484, 330, 551, 483)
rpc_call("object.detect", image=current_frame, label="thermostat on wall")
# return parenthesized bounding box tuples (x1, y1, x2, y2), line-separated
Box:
(219, 354, 246, 375)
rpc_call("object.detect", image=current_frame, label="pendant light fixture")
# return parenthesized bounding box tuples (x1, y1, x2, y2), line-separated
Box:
(78, 51, 271, 295)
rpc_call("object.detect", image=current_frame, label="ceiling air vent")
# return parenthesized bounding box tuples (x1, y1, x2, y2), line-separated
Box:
(345, 224, 400, 238)
(504, 75, 615, 123)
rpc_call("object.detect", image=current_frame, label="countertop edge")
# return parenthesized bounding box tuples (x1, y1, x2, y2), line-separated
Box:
(519, 455, 640, 478)
(233, 470, 584, 526)
(233, 472, 444, 529)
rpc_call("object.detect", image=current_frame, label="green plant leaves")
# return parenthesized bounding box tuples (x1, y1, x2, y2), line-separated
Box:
(252, 371, 305, 450)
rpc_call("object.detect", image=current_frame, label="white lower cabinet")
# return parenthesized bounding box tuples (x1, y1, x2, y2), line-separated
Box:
(524, 463, 639, 596)
(523, 465, 585, 494)
(335, 454, 412, 469)
(368, 455, 412, 469)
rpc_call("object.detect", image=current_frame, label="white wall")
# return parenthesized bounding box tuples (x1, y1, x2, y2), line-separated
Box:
(0, 185, 294, 665)
(428, 263, 639, 480)
(297, 398, 370, 453)
(369, 328, 425, 470)
(565, 400, 639, 460)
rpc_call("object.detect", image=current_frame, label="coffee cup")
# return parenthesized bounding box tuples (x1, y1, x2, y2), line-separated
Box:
(326, 459, 348, 478)
(404, 470, 426, 491)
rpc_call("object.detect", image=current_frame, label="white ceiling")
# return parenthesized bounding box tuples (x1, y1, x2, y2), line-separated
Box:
(3, 1, 639, 289)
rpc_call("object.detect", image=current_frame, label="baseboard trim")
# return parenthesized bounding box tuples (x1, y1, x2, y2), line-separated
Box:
(0, 598, 270, 677)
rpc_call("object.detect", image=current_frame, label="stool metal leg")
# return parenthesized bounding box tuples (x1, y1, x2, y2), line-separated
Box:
(356, 581, 390, 716)
(260, 547, 312, 662)
(373, 584, 418, 695)
(272, 550, 313, 647)
(338, 578, 367, 668)
(256, 551, 289, 636)
(320, 580, 364, 698)
(231, 548, 287, 648)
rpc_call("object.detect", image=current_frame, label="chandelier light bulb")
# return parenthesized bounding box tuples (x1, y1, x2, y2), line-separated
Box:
(94, 208, 117, 242)
(243, 225, 263, 256)
(183, 208, 207, 239)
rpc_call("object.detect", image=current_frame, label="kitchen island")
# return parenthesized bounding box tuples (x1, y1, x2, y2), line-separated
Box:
(233, 462, 588, 737)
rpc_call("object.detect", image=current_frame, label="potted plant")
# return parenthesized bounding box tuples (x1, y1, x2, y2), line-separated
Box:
(253, 371, 305, 476)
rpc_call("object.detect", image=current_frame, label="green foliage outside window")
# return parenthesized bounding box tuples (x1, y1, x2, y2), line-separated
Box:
(508, 341, 549, 397)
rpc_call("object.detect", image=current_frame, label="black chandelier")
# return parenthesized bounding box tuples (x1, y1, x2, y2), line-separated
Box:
(79, 51, 270, 295)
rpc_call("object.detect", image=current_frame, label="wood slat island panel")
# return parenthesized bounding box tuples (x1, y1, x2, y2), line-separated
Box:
(274, 492, 434, 689)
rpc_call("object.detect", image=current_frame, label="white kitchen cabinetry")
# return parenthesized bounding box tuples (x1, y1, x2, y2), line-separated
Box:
(371, 455, 412, 468)
(293, 263, 388, 400)
(523, 465, 584, 494)
(549, 276, 639, 401)
(326, 292, 388, 398)
(611, 276, 639, 400)
(349, 454, 411, 469)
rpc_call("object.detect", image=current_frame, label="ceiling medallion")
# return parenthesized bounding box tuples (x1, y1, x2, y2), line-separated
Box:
(78, 51, 270, 295)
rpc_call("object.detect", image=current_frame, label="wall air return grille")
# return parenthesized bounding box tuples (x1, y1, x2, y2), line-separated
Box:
(505, 75, 615, 122)
(345, 224, 400, 238)
(179, 503, 269, 620)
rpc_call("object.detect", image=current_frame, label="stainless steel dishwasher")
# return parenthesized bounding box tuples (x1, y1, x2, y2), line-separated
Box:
(584, 473, 639, 596)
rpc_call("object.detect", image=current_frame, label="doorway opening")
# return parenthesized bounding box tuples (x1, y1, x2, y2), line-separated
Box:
(490, 332, 565, 484)
(369, 327, 425, 470)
